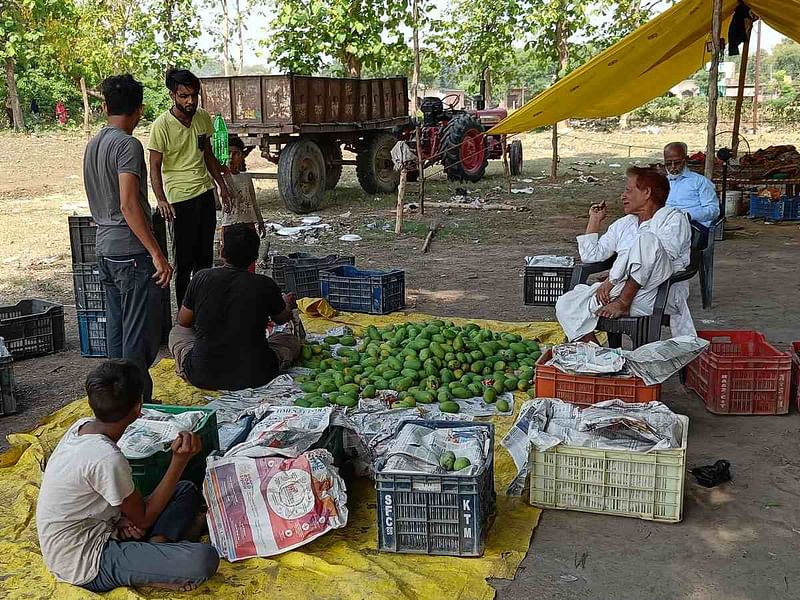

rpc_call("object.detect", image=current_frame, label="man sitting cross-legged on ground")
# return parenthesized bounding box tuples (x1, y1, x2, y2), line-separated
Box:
(36, 359, 219, 593)
(555, 166, 696, 343)
(168, 223, 302, 391)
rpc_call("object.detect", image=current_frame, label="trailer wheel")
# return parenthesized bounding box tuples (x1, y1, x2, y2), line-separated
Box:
(441, 114, 488, 182)
(357, 133, 399, 194)
(317, 140, 343, 190)
(277, 140, 327, 214)
(509, 139, 523, 176)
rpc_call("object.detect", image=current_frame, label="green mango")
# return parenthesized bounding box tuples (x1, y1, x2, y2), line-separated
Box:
(438, 401, 460, 414)
(453, 457, 471, 471)
(496, 398, 510, 413)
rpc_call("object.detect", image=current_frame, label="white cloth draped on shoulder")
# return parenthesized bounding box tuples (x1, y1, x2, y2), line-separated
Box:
(556, 206, 696, 342)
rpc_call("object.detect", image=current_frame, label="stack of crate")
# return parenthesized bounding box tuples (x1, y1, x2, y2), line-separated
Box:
(68, 216, 172, 358)
(69, 216, 107, 357)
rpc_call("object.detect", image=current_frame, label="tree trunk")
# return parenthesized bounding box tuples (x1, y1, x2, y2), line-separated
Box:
(410, 0, 420, 114)
(705, 0, 723, 179)
(4, 57, 24, 132)
(344, 55, 361, 78)
(484, 67, 492, 108)
(235, 0, 244, 73)
(221, 0, 232, 76)
(550, 20, 570, 180)
(731, 32, 751, 157)
(619, 112, 631, 130)
(752, 19, 762, 134)
(80, 77, 91, 140)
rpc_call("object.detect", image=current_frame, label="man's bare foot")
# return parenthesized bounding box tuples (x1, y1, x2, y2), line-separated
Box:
(596, 298, 632, 319)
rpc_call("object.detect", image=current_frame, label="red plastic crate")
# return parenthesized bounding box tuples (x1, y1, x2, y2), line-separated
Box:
(685, 331, 791, 415)
(791, 342, 800, 413)
(534, 349, 660, 406)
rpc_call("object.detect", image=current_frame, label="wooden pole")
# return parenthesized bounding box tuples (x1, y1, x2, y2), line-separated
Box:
(415, 125, 425, 214)
(80, 77, 91, 141)
(502, 137, 511, 195)
(731, 33, 751, 156)
(752, 19, 762, 134)
(395, 169, 407, 234)
(705, 0, 723, 179)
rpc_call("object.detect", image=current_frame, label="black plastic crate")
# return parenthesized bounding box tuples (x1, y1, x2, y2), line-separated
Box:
(284, 257, 357, 298)
(68, 216, 97, 264)
(0, 337, 16, 416)
(78, 309, 108, 358)
(270, 253, 355, 292)
(319, 265, 404, 314)
(73, 263, 106, 310)
(0, 300, 65, 360)
(523, 265, 574, 306)
(375, 420, 495, 557)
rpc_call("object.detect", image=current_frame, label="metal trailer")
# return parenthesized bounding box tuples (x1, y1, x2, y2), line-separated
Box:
(200, 74, 411, 213)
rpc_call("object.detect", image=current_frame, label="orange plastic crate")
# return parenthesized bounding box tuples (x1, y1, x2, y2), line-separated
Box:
(791, 342, 800, 413)
(685, 331, 791, 415)
(534, 349, 660, 406)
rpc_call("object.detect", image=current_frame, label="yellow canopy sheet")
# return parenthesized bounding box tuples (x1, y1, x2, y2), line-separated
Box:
(0, 312, 564, 600)
(490, 0, 800, 134)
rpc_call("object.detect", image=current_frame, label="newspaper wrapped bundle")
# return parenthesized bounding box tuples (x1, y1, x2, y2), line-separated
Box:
(204, 449, 348, 561)
(502, 398, 684, 496)
(225, 405, 334, 458)
(118, 408, 207, 459)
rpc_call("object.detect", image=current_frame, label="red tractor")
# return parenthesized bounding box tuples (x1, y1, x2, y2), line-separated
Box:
(395, 92, 523, 182)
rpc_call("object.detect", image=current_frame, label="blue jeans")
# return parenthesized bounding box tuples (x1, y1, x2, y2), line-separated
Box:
(97, 253, 162, 403)
(82, 482, 219, 592)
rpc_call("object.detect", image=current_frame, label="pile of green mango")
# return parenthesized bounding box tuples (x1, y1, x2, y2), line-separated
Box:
(294, 320, 542, 413)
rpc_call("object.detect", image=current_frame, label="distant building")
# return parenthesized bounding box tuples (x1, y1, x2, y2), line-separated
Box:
(670, 80, 700, 97)
(502, 88, 530, 110)
(417, 86, 468, 109)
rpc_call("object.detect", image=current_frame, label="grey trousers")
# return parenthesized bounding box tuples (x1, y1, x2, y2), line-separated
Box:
(82, 482, 219, 592)
(97, 254, 162, 403)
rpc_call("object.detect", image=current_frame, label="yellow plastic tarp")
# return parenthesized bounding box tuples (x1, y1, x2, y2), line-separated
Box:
(489, 0, 800, 134)
(0, 312, 564, 600)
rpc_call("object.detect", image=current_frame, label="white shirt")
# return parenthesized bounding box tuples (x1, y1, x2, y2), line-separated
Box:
(221, 172, 262, 227)
(36, 418, 135, 585)
(576, 206, 690, 284)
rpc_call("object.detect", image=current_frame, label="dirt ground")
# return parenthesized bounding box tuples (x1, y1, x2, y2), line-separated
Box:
(1, 125, 799, 600)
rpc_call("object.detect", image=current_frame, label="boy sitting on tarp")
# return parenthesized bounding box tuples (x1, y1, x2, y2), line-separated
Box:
(36, 360, 219, 592)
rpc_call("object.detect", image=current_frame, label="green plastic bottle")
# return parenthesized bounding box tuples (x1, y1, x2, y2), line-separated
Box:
(212, 114, 229, 166)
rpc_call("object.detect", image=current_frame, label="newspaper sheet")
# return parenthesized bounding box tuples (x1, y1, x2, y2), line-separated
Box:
(225, 405, 333, 458)
(524, 255, 575, 267)
(547, 342, 626, 374)
(622, 336, 710, 385)
(118, 408, 206, 459)
(381, 422, 490, 476)
(204, 449, 348, 561)
(502, 398, 683, 496)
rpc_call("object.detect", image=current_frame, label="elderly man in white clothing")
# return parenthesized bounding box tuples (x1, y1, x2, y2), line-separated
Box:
(556, 166, 696, 344)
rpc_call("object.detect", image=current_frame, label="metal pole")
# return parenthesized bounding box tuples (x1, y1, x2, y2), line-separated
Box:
(705, 0, 723, 179)
(752, 19, 762, 134)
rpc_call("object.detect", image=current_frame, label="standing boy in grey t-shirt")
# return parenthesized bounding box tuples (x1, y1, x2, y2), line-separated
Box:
(83, 75, 173, 402)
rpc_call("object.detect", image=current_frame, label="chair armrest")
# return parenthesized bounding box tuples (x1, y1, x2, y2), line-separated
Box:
(669, 265, 699, 284)
(569, 255, 616, 289)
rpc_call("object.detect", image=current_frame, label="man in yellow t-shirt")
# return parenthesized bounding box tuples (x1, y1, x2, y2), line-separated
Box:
(149, 68, 230, 307)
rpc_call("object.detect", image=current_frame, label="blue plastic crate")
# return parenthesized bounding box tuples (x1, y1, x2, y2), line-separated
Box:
(78, 309, 108, 358)
(375, 420, 495, 557)
(319, 265, 405, 314)
(749, 194, 800, 221)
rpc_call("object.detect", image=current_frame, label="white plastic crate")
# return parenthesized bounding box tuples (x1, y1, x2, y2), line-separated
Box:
(528, 414, 688, 523)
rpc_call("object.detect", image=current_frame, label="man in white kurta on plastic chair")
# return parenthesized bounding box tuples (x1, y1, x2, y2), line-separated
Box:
(556, 166, 696, 344)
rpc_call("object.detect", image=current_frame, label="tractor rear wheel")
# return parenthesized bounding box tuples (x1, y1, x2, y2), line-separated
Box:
(357, 133, 399, 194)
(509, 139, 523, 176)
(441, 114, 488, 182)
(317, 140, 343, 190)
(277, 140, 327, 214)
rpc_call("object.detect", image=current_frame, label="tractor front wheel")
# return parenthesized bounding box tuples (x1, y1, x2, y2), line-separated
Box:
(441, 114, 488, 182)
(277, 140, 327, 214)
(509, 139, 523, 176)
